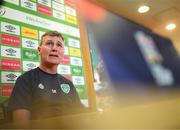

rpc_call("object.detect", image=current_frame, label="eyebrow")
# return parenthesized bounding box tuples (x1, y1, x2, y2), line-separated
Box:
(45, 40, 64, 46)
(45, 40, 53, 42)
(45, 40, 63, 43)
(57, 41, 63, 44)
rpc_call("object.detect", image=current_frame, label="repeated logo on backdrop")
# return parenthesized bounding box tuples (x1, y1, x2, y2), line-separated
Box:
(0, 0, 86, 101)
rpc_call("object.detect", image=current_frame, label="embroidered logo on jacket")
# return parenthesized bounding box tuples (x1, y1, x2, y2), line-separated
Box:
(60, 84, 70, 94)
(38, 83, 44, 89)
(52, 89, 57, 94)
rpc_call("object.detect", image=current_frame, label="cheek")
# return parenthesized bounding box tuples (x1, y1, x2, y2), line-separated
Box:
(61, 50, 64, 55)
(41, 47, 50, 53)
(40, 48, 50, 57)
(58, 49, 64, 55)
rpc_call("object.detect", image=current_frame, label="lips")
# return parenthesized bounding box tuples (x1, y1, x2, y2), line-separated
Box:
(49, 54, 59, 57)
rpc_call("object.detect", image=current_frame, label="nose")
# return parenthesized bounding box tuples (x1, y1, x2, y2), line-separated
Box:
(51, 44, 58, 51)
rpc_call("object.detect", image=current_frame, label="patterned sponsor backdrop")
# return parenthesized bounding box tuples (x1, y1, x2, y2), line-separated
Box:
(0, 0, 87, 103)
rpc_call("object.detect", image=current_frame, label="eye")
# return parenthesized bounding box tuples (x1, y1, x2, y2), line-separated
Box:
(46, 41, 53, 46)
(57, 42, 63, 47)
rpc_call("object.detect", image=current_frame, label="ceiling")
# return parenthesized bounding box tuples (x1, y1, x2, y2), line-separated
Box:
(91, 0, 180, 53)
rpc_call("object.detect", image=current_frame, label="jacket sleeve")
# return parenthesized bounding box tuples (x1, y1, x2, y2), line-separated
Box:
(69, 81, 85, 108)
(8, 75, 32, 112)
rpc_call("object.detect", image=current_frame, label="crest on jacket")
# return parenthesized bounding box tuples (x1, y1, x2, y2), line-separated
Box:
(60, 84, 70, 94)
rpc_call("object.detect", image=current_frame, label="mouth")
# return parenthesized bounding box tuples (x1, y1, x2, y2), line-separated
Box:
(49, 54, 59, 57)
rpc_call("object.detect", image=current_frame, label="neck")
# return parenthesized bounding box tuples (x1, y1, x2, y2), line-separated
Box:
(39, 63, 58, 74)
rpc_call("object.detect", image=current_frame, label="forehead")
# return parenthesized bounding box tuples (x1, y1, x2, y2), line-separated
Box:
(42, 35, 64, 42)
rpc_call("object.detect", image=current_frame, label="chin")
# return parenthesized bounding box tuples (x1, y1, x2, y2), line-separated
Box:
(48, 61, 60, 65)
(51, 62, 60, 65)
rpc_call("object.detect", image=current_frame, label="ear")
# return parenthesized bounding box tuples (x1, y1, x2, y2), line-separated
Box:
(38, 46, 41, 55)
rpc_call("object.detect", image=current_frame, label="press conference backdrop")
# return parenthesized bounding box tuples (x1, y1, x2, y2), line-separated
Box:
(0, 0, 87, 104)
(86, 10, 180, 89)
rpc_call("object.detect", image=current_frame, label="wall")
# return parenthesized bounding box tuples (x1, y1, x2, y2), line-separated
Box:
(0, 0, 88, 104)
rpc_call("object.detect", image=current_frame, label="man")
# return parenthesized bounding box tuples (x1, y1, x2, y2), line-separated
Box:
(8, 31, 84, 127)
